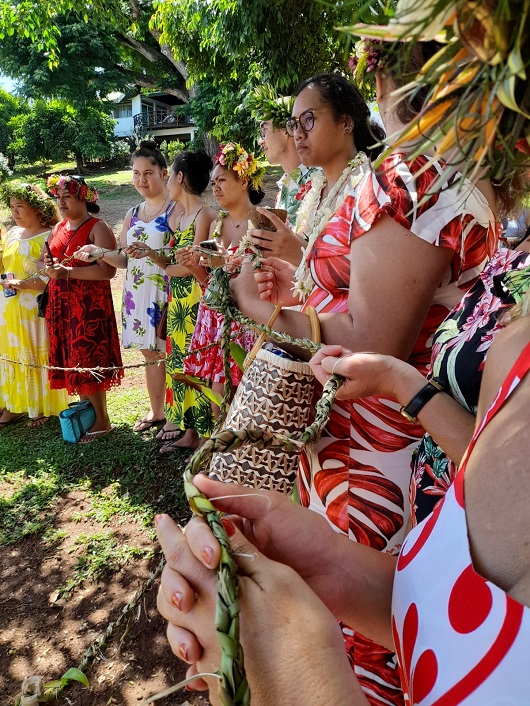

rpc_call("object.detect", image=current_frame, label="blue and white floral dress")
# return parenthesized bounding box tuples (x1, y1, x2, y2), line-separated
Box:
(122, 202, 175, 351)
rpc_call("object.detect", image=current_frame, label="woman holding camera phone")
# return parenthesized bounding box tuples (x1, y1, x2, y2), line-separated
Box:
(183, 142, 266, 425)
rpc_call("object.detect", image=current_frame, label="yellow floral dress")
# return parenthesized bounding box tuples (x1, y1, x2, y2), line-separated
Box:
(0, 227, 68, 418)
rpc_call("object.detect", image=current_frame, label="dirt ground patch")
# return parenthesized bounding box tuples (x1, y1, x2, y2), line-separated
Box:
(0, 490, 207, 706)
(1, 170, 280, 706)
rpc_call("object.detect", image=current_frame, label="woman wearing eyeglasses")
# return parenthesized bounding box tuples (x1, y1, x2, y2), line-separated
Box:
(229, 63, 498, 704)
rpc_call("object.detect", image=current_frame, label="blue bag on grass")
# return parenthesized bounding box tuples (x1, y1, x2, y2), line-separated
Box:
(59, 401, 96, 443)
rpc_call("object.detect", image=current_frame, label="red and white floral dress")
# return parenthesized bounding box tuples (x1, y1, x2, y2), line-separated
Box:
(299, 155, 498, 705)
(185, 245, 255, 386)
(392, 341, 530, 704)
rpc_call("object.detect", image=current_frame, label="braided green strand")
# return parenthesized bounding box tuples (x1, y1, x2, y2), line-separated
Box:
(181, 261, 344, 705)
(182, 375, 343, 705)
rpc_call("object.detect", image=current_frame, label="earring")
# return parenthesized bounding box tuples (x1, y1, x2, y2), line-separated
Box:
(345, 126, 352, 134)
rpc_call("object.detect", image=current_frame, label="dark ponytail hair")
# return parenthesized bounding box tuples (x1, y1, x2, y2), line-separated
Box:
(131, 139, 167, 170)
(249, 186, 265, 205)
(172, 150, 213, 195)
(295, 73, 385, 160)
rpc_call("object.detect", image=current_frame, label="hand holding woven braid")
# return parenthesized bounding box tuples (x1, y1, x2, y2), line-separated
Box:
(182, 375, 343, 705)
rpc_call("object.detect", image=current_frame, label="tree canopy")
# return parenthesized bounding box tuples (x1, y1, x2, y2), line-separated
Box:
(0, 0, 356, 145)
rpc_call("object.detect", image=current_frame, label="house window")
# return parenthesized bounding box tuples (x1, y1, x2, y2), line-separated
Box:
(113, 103, 132, 119)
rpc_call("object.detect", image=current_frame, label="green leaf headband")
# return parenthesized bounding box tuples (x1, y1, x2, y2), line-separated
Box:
(247, 85, 294, 130)
(1, 181, 58, 224)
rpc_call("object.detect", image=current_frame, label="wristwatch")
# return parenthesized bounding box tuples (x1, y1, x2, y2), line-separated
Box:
(400, 377, 445, 423)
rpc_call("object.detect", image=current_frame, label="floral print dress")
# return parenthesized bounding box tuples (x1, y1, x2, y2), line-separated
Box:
(165, 215, 214, 437)
(411, 247, 530, 525)
(47, 219, 123, 395)
(392, 341, 530, 705)
(275, 164, 319, 227)
(184, 244, 256, 386)
(122, 203, 174, 351)
(0, 227, 68, 417)
(299, 155, 498, 706)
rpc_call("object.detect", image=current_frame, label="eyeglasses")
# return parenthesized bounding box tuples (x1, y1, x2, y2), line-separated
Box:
(285, 109, 329, 137)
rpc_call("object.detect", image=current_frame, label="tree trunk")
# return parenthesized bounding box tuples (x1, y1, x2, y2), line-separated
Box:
(74, 151, 90, 175)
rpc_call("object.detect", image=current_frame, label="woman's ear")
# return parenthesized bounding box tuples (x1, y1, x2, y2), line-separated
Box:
(343, 116, 354, 135)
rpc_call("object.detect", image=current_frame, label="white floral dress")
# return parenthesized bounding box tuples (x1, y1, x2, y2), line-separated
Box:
(122, 202, 175, 351)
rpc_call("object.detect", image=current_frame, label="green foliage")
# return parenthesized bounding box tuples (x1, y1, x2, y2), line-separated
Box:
(58, 532, 153, 597)
(74, 106, 116, 161)
(15, 669, 89, 705)
(0, 0, 358, 145)
(0, 88, 25, 155)
(160, 138, 186, 164)
(109, 139, 132, 168)
(0, 152, 11, 181)
(7, 100, 116, 167)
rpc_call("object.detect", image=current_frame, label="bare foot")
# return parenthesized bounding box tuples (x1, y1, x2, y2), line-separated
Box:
(0, 411, 25, 427)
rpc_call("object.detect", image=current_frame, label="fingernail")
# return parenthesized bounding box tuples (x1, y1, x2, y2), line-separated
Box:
(221, 517, 236, 537)
(172, 592, 183, 610)
(202, 547, 213, 566)
(179, 643, 188, 661)
(154, 514, 163, 526)
(185, 684, 193, 691)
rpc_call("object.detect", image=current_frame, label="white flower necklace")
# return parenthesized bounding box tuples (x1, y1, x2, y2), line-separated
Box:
(292, 151, 368, 300)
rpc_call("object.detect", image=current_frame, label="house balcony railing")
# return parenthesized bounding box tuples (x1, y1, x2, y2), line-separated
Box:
(133, 111, 192, 133)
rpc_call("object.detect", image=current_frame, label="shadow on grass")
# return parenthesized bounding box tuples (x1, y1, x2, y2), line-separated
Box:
(0, 387, 193, 544)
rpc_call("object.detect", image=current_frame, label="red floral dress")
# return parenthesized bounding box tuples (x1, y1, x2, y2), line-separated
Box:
(184, 245, 256, 386)
(392, 341, 530, 705)
(47, 218, 123, 395)
(300, 155, 498, 705)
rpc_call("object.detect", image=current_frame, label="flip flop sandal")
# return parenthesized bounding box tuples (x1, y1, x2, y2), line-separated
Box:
(0, 413, 25, 428)
(159, 438, 200, 455)
(133, 417, 166, 432)
(27, 416, 49, 428)
(79, 427, 114, 444)
(156, 425, 183, 441)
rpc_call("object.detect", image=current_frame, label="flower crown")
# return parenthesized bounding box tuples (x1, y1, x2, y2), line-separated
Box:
(348, 39, 386, 88)
(46, 175, 99, 203)
(247, 85, 294, 130)
(214, 142, 266, 191)
(1, 181, 58, 224)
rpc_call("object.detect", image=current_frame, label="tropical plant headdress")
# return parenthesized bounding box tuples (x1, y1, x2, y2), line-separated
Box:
(214, 142, 266, 191)
(343, 0, 530, 204)
(246, 84, 294, 130)
(1, 181, 59, 226)
(46, 175, 99, 203)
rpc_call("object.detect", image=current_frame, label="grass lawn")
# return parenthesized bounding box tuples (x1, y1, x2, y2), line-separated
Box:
(0, 164, 203, 703)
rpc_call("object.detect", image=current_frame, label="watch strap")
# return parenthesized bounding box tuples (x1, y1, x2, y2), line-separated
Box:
(400, 377, 445, 423)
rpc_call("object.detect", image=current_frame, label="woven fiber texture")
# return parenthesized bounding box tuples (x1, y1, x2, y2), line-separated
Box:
(209, 349, 315, 493)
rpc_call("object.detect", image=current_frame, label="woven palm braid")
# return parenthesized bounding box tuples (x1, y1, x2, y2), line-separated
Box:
(183, 374, 343, 705)
(182, 264, 344, 705)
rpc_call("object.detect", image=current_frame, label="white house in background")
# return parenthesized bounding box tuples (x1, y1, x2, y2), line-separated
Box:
(108, 90, 196, 142)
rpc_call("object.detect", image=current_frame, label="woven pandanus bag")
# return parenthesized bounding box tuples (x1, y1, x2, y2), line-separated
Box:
(209, 306, 320, 493)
